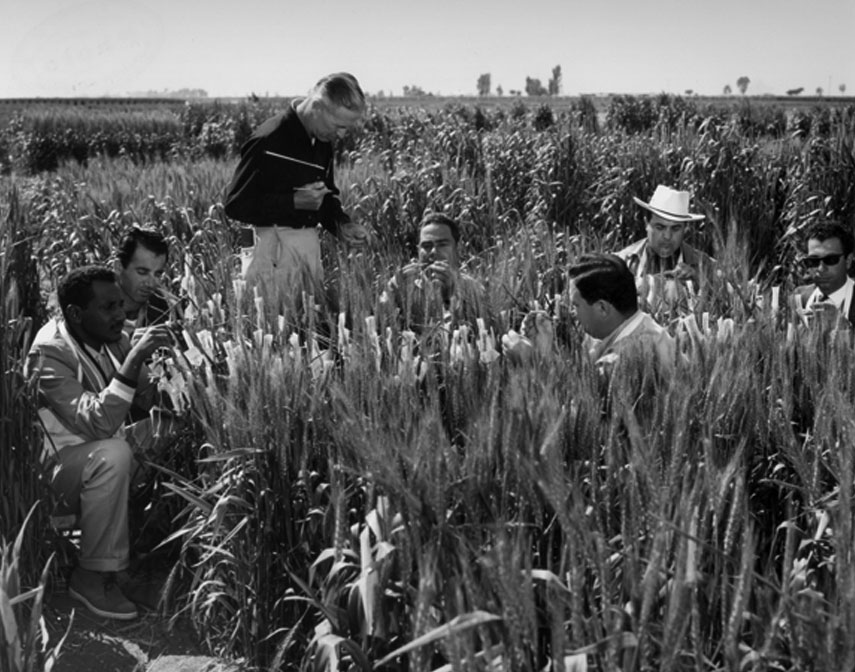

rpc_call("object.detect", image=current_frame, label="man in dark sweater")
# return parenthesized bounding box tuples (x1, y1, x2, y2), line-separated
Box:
(224, 72, 368, 298)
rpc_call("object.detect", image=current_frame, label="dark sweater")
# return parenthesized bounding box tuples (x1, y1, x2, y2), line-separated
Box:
(224, 104, 347, 234)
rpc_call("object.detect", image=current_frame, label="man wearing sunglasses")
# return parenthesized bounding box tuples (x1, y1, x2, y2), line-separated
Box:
(793, 222, 855, 325)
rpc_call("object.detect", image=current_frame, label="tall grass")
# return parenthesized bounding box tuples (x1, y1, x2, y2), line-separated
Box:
(0, 506, 70, 672)
(0, 185, 47, 584)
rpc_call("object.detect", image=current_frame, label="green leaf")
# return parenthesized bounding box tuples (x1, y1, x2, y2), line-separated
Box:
(373, 610, 501, 669)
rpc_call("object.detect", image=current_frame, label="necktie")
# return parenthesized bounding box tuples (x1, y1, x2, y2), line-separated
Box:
(98, 347, 117, 382)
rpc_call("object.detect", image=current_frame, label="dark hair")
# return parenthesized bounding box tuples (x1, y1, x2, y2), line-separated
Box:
(421, 212, 460, 244)
(57, 265, 116, 320)
(117, 227, 169, 267)
(806, 221, 854, 256)
(313, 72, 365, 112)
(568, 253, 638, 316)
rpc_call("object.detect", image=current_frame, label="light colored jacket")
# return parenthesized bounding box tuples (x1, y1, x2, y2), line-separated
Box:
(587, 311, 676, 372)
(25, 318, 158, 455)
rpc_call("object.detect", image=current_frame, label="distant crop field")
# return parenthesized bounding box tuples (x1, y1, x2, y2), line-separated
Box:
(0, 92, 850, 113)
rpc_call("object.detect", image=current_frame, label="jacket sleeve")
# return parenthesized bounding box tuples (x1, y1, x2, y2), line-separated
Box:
(317, 193, 349, 235)
(31, 344, 137, 442)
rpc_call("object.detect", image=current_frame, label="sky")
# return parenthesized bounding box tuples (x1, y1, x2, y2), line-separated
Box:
(2, 0, 853, 99)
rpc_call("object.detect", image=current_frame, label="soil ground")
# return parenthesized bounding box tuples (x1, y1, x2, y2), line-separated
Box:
(43, 536, 243, 672)
(44, 569, 242, 672)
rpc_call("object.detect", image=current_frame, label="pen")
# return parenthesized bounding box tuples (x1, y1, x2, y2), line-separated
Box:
(264, 150, 325, 172)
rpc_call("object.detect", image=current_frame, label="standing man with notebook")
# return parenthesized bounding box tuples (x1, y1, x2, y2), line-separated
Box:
(224, 72, 369, 297)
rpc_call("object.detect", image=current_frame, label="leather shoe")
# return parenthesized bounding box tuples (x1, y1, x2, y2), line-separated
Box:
(69, 567, 138, 620)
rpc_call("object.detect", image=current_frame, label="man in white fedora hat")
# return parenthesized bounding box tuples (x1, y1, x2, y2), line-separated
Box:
(616, 185, 714, 285)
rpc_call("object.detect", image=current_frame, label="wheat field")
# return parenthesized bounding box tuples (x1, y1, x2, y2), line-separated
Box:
(2, 97, 855, 671)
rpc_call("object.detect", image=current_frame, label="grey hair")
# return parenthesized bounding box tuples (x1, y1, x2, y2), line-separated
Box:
(310, 72, 365, 112)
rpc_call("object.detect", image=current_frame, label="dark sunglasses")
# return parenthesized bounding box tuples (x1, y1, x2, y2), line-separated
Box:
(802, 253, 845, 268)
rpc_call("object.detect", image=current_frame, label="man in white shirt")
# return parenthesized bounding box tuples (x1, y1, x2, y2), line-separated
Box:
(792, 222, 855, 326)
(568, 253, 676, 372)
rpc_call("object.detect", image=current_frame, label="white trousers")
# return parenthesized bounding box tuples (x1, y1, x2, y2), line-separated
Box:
(241, 226, 323, 298)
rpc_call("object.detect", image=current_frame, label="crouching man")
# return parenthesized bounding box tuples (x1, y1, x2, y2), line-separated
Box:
(383, 213, 486, 331)
(26, 266, 176, 620)
(569, 253, 676, 373)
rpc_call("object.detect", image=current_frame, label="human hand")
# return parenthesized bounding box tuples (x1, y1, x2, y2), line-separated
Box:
(808, 300, 840, 328)
(339, 222, 369, 248)
(521, 310, 554, 355)
(423, 260, 457, 293)
(130, 324, 176, 360)
(293, 181, 331, 211)
(400, 261, 424, 278)
(665, 262, 698, 283)
(130, 325, 149, 348)
(502, 330, 535, 365)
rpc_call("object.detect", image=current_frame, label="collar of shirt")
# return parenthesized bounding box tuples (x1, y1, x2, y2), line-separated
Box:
(587, 310, 645, 361)
(607, 310, 645, 347)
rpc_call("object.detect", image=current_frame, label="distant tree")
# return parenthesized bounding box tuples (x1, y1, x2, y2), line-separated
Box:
(496, 85, 503, 96)
(509, 89, 521, 96)
(685, 89, 693, 96)
(135, 87, 207, 99)
(736, 76, 750, 95)
(525, 77, 548, 96)
(548, 65, 562, 96)
(723, 84, 732, 95)
(477, 73, 491, 96)
(840, 83, 847, 94)
(816, 87, 823, 97)
(786, 87, 804, 96)
(403, 84, 428, 97)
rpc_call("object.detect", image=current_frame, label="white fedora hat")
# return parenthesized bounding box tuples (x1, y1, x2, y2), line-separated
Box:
(633, 185, 705, 222)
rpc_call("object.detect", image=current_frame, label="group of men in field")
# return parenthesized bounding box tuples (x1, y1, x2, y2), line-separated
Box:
(27, 72, 855, 620)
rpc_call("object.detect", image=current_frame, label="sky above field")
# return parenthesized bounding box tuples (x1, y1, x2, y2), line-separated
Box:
(2, 0, 853, 99)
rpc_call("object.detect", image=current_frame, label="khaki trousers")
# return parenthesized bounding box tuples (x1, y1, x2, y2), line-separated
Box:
(48, 416, 173, 572)
(51, 438, 133, 572)
(240, 226, 323, 298)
